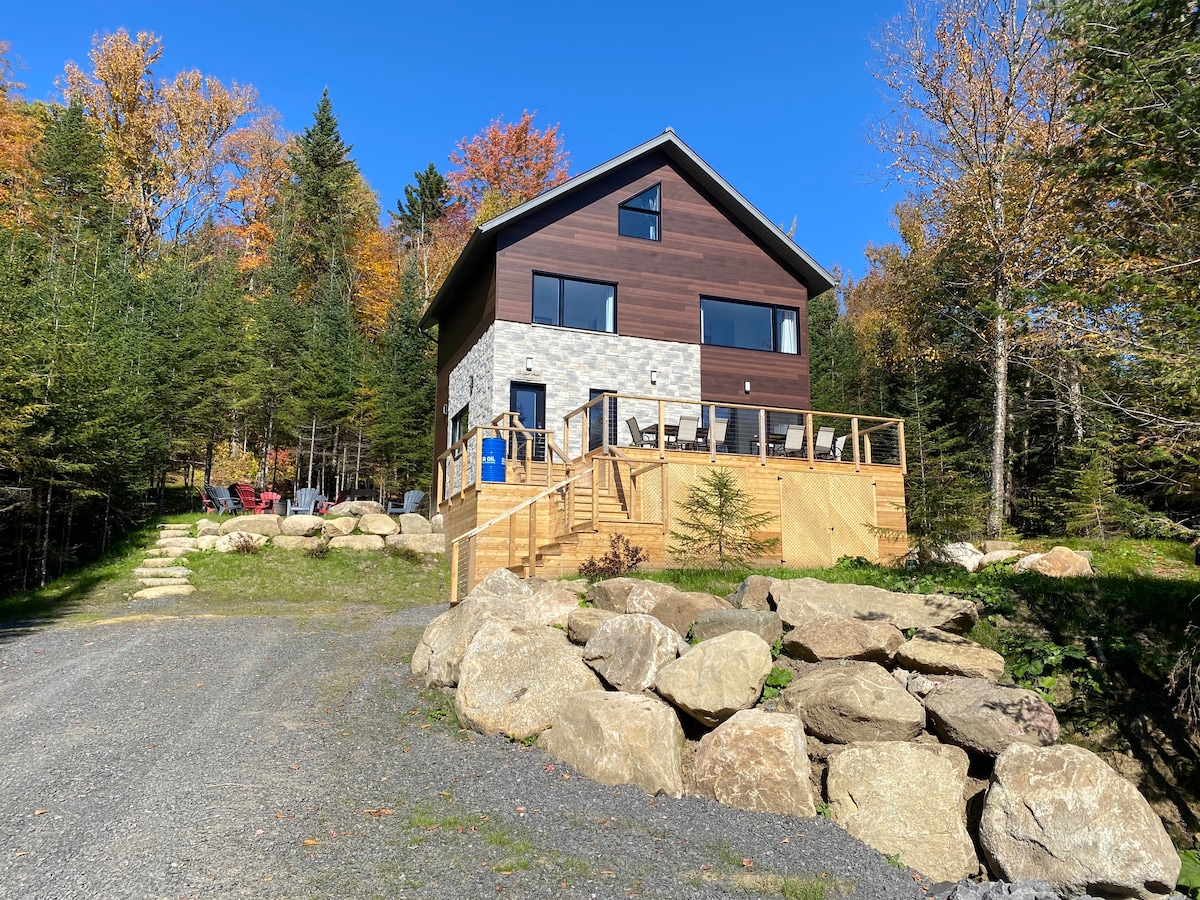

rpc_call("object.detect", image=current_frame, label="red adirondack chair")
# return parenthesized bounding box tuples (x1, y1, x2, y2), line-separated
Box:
(232, 483, 271, 514)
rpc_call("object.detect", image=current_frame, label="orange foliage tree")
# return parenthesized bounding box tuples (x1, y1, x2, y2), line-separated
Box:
(0, 41, 42, 228)
(221, 112, 289, 279)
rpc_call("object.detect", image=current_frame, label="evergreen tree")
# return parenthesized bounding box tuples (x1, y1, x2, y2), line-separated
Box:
(669, 469, 780, 571)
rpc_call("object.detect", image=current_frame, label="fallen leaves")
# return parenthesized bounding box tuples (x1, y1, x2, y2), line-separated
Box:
(302, 839, 319, 846)
(34, 810, 47, 816)
(362, 808, 394, 817)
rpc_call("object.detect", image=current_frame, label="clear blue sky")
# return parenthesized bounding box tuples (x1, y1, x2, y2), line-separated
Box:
(4, 0, 909, 281)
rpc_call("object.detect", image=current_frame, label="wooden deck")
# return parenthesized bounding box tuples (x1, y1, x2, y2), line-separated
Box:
(436, 397, 908, 602)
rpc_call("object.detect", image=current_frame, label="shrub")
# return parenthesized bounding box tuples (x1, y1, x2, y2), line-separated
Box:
(229, 532, 262, 556)
(669, 468, 779, 571)
(304, 538, 331, 559)
(385, 544, 424, 564)
(578, 534, 648, 581)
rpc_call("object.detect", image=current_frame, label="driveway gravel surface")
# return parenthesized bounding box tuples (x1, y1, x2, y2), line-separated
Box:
(0, 605, 929, 899)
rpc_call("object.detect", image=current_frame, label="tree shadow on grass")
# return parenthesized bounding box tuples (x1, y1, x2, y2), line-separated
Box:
(0, 572, 109, 644)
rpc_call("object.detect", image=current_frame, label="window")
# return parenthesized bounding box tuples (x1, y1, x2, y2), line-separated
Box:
(700, 297, 799, 354)
(619, 184, 660, 240)
(532, 273, 616, 333)
(450, 403, 469, 457)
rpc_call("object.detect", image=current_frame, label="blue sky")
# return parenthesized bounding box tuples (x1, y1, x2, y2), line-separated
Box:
(4, 0, 910, 281)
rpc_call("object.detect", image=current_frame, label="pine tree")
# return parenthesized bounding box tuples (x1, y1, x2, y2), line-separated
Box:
(669, 469, 779, 571)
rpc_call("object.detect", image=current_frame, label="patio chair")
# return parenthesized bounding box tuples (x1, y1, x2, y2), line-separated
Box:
(698, 417, 728, 452)
(197, 484, 215, 514)
(781, 424, 807, 457)
(232, 483, 271, 514)
(626, 417, 655, 448)
(674, 415, 699, 450)
(204, 485, 242, 516)
(287, 487, 320, 516)
(814, 426, 836, 460)
(387, 490, 425, 516)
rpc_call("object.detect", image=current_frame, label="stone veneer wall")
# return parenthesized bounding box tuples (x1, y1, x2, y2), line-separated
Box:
(489, 321, 701, 457)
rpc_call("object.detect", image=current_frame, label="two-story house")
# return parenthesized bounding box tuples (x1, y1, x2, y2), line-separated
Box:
(419, 130, 907, 598)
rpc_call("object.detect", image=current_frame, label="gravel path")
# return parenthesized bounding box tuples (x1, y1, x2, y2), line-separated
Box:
(0, 606, 929, 899)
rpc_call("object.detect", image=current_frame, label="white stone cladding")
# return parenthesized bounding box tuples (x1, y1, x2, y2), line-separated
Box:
(489, 321, 701, 457)
(446, 324, 496, 443)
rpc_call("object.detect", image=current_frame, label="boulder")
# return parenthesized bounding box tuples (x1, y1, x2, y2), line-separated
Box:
(586, 577, 678, 614)
(539, 690, 684, 798)
(777, 662, 926, 743)
(328, 500, 385, 516)
(328, 534, 385, 551)
(272, 535, 324, 551)
(827, 741, 977, 882)
(410, 593, 527, 687)
(218, 515, 282, 537)
(980, 540, 1016, 553)
(566, 607, 620, 645)
(924, 677, 1059, 757)
(155, 537, 198, 549)
(196, 535, 219, 551)
(357, 513, 399, 536)
(690, 709, 815, 817)
(649, 591, 731, 638)
(976, 550, 1026, 569)
(726, 574, 779, 611)
(429, 513, 445, 534)
(321, 517, 358, 537)
(526, 583, 585, 628)
(771, 577, 978, 633)
(137, 557, 182, 569)
(195, 520, 220, 537)
(582, 614, 683, 693)
(385, 533, 445, 554)
(132, 566, 191, 579)
(280, 514, 325, 537)
(655, 631, 772, 727)
(455, 622, 602, 740)
(936, 541, 985, 572)
(214, 532, 269, 553)
(782, 613, 905, 663)
(398, 513, 432, 535)
(894, 628, 1006, 680)
(132, 584, 196, 600)
(1013, 546, 1093, 578)
(468, 568, 536, 603)
(692, 609, 782, 646)
(980, 743, 1180, 899)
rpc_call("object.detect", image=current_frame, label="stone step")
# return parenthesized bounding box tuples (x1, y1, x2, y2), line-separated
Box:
(133, 566, 192, 579)
(156, 537, 199, 549)
(136, 577, 191, 587)
(145, 547, 196, 558)
(132, 584, 196, 600)
(138, 557, 183, 569)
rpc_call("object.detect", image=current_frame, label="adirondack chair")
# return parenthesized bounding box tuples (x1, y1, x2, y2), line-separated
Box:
(232, 483, 271, 514)
(204, 485, 242, 516)
(386, 490, 425, 516)
(287, 487, 320, 516)
(197, 484, 215, 514)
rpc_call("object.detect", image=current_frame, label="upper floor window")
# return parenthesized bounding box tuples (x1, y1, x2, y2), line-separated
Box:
(700, 297, 799, 354)
(533, 273, 616, 333)
(618, 184, 660, 241)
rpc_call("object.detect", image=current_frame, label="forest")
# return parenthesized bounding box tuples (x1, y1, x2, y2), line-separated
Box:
(0, 0, 1198, 595)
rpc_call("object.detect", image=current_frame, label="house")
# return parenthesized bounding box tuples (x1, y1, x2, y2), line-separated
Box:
(419, 130, 907, 599)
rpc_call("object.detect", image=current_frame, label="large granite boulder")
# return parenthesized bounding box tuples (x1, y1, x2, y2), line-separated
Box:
(321, 517, 358, 537)
(691, 609, 782, 646)
(726, 575, 778, 611)
(776, 662, 926, 743)
(539, 690, 684, 798)
(470, 568, 536, 603)
(357, 513, 399, 536)
(329, 534, 385, 551)
(429, 513, 445, 534)
(454, 622, 602, 740)
(827, 741, 978, 882)
(280, 514, 325, 537)
(935, 542, 985, 572)
(649, 591, 731, 638)
(690, 709, 815, 817)
(195, 520, 220, 537)
(1012, 546, 1093, 578)
(782, 613, 905, 663)
(328, 500, 385, 516)
(385, 533, 445, 554)
(924, 677, 1059, 757)
(655, 631, 772, 727)
(980, 743, 1179, 899)
(410, 593, 527, 687)
(587, 578, 679, 614)
(219, 515, 282, 536)
(196, 535, 219, 551)
(976, 549, 1026, 569)
(894, 628, 1006, 680)
(566, 607, 620, 645)
(272, 535, 324, 551)
(771, 578, 978, 633)
(582, 614, 683, 693)
(214, 532, 270, 553)
(398, 513, 432, 535)
(525, 583, 585, 628)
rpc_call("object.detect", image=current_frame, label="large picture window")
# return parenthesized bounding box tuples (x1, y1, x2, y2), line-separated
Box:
(532, 273, 616, 333)
(618, 184, 660, 240)
(700, 297, 799, 354)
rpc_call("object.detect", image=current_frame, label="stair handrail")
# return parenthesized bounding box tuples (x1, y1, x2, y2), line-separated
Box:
(448, 465, 593, 603)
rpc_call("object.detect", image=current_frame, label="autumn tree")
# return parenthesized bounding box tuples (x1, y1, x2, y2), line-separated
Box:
(221, 111, 289, 280)
(62, 29, 255, 257)
(0, 41, 41, 227)
(873, 0, 1077, 536)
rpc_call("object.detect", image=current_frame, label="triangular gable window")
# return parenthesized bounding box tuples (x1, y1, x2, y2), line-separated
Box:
(618, 184, 660, 241)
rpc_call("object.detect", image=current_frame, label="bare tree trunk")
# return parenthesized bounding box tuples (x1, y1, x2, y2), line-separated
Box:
(988, 308, 1009, 538)
(306, 417, 317, 488)
(1066, 358, 1084, 443)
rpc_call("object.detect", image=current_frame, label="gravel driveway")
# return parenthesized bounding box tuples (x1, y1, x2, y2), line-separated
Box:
(0, 606, 928, 899)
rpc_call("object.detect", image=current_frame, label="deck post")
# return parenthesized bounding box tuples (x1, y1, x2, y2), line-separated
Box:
(434, 458, 443, 508)
(508, 514, 517, 568)
(473, 430, 483, 491)
(805, 412, 815, 469)
(758, 407, 767, 465)
(897, 420, 907, 474)
(449, 541, 460, 604)
(467, 537, 476, 597)
(851, 417, 861, 472)
(864, 434, 873, 465)
(708, 403, 718, 463)
(591, 471, 599, 529)
(657, 399, 666, 458)
(602, 396, 610, 454)
(526, 501, 537, 578)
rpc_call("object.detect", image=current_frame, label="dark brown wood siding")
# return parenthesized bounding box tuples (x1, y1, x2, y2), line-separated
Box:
(433, 259, 496, 461)
(493, 149, 812, 410)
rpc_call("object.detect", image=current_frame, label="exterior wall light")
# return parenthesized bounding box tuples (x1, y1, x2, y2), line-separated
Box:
(525, 357, 534, 372)
(441, 404, 448, 415)
(744, 381, 751, 394)
(650, 369, 658, 384)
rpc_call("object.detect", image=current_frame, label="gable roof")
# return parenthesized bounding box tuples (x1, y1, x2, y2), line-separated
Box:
(419, 130, 836, 330)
